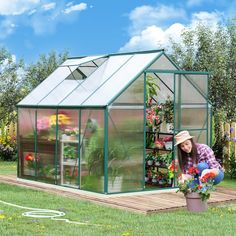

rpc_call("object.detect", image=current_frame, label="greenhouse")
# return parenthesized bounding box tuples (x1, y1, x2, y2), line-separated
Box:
(17, 49, 211, 194)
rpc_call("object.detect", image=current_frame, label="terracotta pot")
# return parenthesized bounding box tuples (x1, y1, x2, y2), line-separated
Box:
(185, 192, 208, 212)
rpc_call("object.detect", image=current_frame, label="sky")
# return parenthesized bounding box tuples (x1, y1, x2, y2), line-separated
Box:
(0, 0, 235, 64)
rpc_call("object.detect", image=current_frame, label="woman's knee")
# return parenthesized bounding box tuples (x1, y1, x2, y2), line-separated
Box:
(213, 170, 224, 185)
(197, 162, 209, 174)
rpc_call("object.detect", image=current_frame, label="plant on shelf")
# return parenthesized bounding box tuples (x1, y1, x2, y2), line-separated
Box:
(63, 127, 79, 136)
(63, 145, 77, 159)
(146, 152, 154, 165)
(37, 112, 71, 140)
(163, 96, 174, 124)
(146, 105, 163, 131)
(25, 153, 36, 169)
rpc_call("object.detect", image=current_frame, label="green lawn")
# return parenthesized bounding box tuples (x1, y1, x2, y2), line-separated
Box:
(0, 183, 236, 236)
(218, 175, 236, 189)
(0, 161, 17, 175)
(0, 162, 236, 235)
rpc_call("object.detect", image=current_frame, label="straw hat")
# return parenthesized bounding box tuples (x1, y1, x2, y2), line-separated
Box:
(174, 130, 194, 146)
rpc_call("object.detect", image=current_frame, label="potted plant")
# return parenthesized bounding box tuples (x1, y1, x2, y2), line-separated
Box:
(146, 153, 154, 166)
(62, 127, 79, 140)
(177, 166, 216, 212)
(84, 128, 128, 192)
(63, 145, 77, 161)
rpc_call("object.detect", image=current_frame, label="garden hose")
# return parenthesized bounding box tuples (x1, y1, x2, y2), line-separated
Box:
(0, 199, 102, 226)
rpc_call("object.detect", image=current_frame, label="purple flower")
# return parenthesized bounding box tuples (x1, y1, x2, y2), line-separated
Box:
(231, 138, 236, 142)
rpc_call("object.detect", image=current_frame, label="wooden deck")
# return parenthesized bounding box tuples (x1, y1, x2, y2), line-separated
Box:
(0, 175, 236, 214)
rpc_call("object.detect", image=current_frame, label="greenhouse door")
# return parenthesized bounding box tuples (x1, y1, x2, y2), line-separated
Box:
(174, 72, 211, 145)
(144, 70, 210, 190)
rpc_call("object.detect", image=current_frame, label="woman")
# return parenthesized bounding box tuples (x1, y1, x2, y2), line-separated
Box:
(175, 130, 224, 185)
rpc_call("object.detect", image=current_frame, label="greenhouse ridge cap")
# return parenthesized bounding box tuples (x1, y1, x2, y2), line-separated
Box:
(67, 49, 165, 59)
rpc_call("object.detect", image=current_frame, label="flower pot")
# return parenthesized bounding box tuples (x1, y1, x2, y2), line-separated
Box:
(147, 160, 153, 166)
(185, 192, 208, 212)
(61, 134, 77, 141)
(164, 141, 173, 150)
(25, 168, 36, 176)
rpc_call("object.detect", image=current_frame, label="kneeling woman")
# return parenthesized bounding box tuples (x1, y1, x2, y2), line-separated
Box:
(175, 130, 224, 185)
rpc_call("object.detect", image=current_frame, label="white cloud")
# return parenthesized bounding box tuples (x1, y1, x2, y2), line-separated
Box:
(0, 0, 39, 16)
(0, 19, 17, 39)
(63, 3, 87, 14)
(119, 23, 185, 52)
(128, 5, 186, 35)
(190, 11, 224, 30)
(120, 5, 225, 53)
(28, 9, 37, 15)
(0, 1, 89, 38)
(42, 2, 56, 11)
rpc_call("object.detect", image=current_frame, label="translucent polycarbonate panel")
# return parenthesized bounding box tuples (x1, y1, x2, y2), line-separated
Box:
(18, 66, 75, 106)
(107, 108, 144, 193)
(189, 130, 207, 144)
(148, 72, 174, 103)
(174, 73, 209, 131)
(80, 109, 105, 193)
(38, 80, 81, 105)
(113, 74, 144, 105)
(36, 109, 57, 184)
(18, 108, 36, 178)
(83, 52, 160, 106)
(60, 55, 132, 106)
(175, 74, 206, 103)
(184, 74, 208, 98)
(57, 109, 79, 187)
(148, 53, 177, 70)
(179, 106, 208, 129)
(61, 55, 105, 66)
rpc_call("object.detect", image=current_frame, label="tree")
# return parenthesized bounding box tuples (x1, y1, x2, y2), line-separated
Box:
(23, 50, 69, 92)
(169, 20, 236, 120)
(0, 47, 24, 124)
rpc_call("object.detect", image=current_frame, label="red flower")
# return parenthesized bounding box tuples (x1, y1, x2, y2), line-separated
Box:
(188, 166, 200, 175)
(25, 154, 34, 161)
(200, 172, 216, 182)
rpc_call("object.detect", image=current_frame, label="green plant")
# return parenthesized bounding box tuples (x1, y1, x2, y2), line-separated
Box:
(63, 145, 76, 159)
(85, 128, 128, 181)
(146, 75, 159, 106)
(224, 150, 236, 179)
(163, 96, 174, 123)
(223, 128, 236, 179)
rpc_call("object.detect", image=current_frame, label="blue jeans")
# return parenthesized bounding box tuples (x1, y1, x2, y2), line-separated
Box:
(197, 162, 224, 185)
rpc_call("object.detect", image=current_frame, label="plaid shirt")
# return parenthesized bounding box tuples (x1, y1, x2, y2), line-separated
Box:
(184, 143, 222, 174)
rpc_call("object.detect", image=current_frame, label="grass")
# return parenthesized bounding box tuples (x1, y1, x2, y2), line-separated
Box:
(218, 175, 236, 189)
(0, 183, 236, 236)
(0, 162, 236, 235)
(0, 161, 17, 175)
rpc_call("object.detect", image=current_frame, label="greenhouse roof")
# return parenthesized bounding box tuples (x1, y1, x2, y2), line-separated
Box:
(18, 49, 165, 107)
